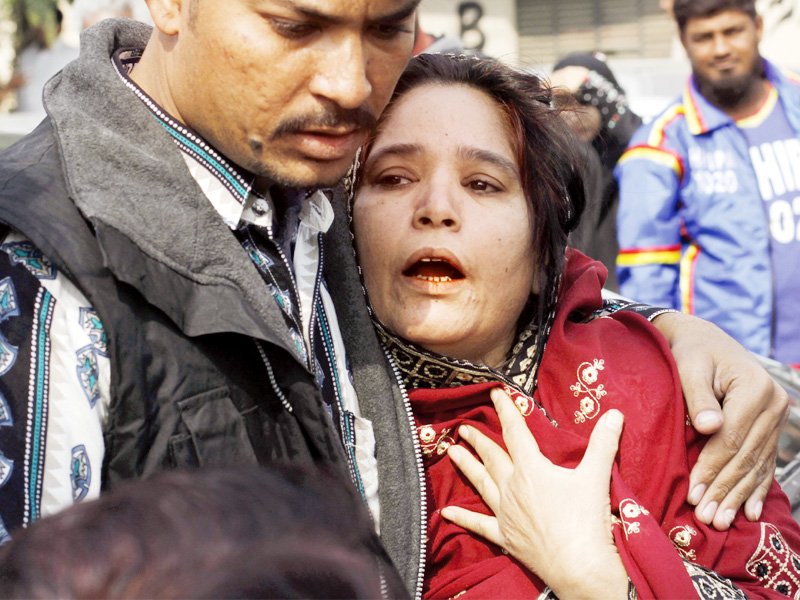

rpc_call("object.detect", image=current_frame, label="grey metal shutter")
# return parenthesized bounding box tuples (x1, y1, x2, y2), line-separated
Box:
(517, 0, 675, 68)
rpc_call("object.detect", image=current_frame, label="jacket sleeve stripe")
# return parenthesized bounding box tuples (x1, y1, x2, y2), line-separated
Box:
(618, 145, 685, 181)
(683, 82, 707, 135)
(679, 243, 700, 314)
(783, 69, 800, 85)
(646, 104, 684, 147)
(617, 245, 682, 267)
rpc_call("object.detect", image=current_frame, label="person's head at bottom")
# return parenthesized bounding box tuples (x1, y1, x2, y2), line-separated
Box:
(0, 466, 395, 599)
(352, 53, 586, 365)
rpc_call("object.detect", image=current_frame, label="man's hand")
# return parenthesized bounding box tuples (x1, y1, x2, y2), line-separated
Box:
(652, 312, 789, 529)
(440, 388, 629, 599)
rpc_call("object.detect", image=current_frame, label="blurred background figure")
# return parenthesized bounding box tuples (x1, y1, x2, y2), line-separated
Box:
(0, 466, 401, 599)
(550, 52, 643, 291)
(615, 0, 800, 368)
(14, 1, 132, 117)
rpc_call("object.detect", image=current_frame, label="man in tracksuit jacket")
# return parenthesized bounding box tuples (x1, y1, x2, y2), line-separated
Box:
(617, 0, 800, 367)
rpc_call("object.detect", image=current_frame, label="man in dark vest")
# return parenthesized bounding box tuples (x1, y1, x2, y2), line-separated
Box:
(0, 0, 789, 594)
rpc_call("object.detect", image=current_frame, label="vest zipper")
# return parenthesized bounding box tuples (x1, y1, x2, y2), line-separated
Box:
(254, 339, 293, 413)
(313, 234, 368, 501)
(382, 346, 427, 600)
(267, 237, 313, 371)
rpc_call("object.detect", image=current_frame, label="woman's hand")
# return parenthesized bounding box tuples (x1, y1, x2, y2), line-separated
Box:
(652, 312, 789, 529)
(440, 388, 629, 599)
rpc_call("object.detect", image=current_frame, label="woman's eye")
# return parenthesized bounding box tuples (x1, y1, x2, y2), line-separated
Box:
(468, 179, 501, 193)
(375, 174, 411, 187)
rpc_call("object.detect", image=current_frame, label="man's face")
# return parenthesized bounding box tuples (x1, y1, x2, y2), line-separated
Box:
(681, 9, 763, 103)
(165, 0, 417, 187)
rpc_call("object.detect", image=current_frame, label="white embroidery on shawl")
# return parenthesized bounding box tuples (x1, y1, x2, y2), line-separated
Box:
(417, 425, 455, 458)
(670, 524, 698, 560)
(571, 358, 607, 423)
(616, 498, 650, 539)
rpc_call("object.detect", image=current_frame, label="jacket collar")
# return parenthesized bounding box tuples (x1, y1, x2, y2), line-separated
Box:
(683, 58, 800, 135)
(43, 19, 301, 356)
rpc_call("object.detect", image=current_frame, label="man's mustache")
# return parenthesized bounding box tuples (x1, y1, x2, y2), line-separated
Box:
(272, 106, 377, 138)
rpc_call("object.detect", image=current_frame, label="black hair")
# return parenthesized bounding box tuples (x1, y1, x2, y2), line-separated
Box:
(672, 0, 758, 33)
(0, 466, 398, 599)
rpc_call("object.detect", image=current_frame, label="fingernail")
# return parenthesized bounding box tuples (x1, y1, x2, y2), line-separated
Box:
(447, 445, 464, 460)
(701, 501, 718, 523)
(694, 410, 722, 429)
(688, 484, 706, 505)
(458, 425, 470, 438)
(605, 409, 623, 432)
(750, 501, 763, 521)
(440, 507, 454, 520)
(723, 508, 736, 527)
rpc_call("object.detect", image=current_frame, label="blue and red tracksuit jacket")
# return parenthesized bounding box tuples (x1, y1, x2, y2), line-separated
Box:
(615, 59, 800, 360)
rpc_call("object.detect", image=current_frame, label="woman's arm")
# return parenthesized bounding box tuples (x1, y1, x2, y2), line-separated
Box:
(441, 388, 628, 599)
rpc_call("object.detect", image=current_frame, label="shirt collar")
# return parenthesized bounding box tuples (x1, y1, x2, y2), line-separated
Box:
(112, 48, 272, 230)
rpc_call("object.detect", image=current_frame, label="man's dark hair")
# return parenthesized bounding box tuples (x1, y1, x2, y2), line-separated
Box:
(672, 0, 758, 33)
(0, 466, 401, 599)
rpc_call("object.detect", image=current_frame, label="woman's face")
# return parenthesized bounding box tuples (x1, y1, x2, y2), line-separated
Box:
(353, 83, 536, 367)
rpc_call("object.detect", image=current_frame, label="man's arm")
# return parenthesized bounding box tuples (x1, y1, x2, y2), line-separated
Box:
(615, 143, 685, 309)
(652, 312, 789, 529)
(0, 233, 109, 534)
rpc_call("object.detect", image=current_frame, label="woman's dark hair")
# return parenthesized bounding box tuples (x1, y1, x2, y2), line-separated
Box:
(672, 0, 758, 33)
(358, 52, 587, 351)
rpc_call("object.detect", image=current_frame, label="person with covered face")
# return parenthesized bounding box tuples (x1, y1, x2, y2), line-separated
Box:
(616, 0, 800, 368)
(352, 53, 800, 598)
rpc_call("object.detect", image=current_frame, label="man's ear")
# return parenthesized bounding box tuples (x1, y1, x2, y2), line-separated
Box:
(144, 0, 184, 36)
(754, 14, 764, 44)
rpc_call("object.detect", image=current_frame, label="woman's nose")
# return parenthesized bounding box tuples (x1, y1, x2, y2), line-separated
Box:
(413, 183, 461, 230)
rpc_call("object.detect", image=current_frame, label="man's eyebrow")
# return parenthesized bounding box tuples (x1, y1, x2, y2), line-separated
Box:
(364, 143, 422, 167)
(371, 0, 421, 24)
(458, 146, 519, 178)
(267, 0, 420, 25)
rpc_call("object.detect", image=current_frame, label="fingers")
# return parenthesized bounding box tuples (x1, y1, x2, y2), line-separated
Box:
(687, 361, 789, 527)
(439, 505, 504, 548)
(690, 408, 780, 530)
(578, 409, 624, 484)
(678, 356, 725, 435)
(447, 443, 502, 512)
(744, 470, 773, 521)
(489, 387, 542, 461)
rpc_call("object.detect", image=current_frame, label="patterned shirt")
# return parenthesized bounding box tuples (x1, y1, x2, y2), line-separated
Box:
(0, 50, 380, 537)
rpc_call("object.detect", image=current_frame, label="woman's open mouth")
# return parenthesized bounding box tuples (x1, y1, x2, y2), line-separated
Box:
(402, 257, 465, 283)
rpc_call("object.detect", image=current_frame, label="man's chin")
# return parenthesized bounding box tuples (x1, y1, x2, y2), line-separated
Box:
(249, 157, 352, 190)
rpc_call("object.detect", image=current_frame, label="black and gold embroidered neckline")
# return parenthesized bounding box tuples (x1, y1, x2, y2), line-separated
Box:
(374, 316, 543, 397)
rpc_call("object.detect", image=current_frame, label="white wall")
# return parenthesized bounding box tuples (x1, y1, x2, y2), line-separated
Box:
(758, 0, 800, 70)
(418, 0, 519, 64)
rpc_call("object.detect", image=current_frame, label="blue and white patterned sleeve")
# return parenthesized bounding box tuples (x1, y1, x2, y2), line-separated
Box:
(0, 230, 109, 539)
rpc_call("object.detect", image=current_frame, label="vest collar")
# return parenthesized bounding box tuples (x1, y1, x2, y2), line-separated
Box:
(43, 19, 301, 355)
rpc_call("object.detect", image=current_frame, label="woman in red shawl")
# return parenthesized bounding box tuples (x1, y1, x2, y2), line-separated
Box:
(352, 53, 800, 598)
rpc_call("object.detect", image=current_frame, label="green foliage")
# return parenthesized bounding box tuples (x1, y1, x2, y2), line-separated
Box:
(6, 0, 74, 53)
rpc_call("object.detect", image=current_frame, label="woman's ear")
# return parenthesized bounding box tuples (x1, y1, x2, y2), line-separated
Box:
(144, 0, 184, 36)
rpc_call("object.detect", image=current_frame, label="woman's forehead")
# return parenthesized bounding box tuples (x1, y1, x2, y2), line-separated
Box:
(372, 83, 516, 159)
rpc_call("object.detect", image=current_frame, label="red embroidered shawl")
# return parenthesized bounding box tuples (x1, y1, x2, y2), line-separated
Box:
(411, 250, 800, 599)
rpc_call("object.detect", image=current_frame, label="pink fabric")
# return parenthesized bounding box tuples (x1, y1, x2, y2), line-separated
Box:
(412, 249, 800, 599)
